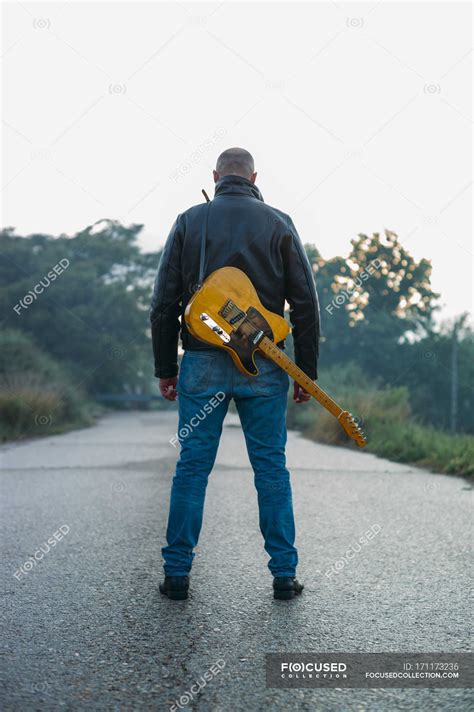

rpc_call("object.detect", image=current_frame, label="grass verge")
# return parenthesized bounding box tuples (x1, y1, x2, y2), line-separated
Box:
(287, 363, 474, 477)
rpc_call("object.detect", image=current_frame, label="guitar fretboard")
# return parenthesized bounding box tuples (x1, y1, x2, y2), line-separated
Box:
(257, 336, 344, 419)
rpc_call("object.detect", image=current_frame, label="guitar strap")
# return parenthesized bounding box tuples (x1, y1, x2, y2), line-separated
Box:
(197, 199, 211, 289)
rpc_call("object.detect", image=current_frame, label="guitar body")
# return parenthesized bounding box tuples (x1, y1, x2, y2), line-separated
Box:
(185, 267, 289, 375)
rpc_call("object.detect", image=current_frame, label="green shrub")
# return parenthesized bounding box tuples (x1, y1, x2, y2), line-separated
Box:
(0, 330, 92, 441)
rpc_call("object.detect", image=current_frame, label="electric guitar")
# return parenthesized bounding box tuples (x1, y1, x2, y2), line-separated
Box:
(184, 266, 366, 448)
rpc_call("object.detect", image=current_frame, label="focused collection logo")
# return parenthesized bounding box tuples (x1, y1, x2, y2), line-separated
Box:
(267, 653, 472, 688)
(280, 661, 347, 679)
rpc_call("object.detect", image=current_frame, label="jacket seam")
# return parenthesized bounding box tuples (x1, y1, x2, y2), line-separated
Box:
(286, 219, 318, 344)
(154, 220, 180, 376)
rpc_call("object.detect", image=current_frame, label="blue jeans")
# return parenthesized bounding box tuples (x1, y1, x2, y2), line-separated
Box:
(162, 349, 298, 578)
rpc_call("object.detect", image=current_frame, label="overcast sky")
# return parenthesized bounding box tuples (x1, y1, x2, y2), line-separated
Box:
(2, 0, 472, 319)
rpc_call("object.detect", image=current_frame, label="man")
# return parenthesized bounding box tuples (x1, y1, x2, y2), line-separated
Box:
(150, 148, 320, 600)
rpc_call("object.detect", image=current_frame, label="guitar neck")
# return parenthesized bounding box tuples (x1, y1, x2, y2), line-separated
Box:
(257, 336, 344, 419)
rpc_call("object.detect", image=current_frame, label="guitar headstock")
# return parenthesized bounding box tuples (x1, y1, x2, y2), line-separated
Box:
(338, 411, 367, 448)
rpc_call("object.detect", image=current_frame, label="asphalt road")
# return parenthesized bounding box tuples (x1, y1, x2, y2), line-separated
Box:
(1, 410, 472, 711)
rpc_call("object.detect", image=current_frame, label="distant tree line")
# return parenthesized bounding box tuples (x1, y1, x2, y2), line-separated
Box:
(1, 222, 472, 436)
(305, 230, 473, 434)
(0, 221, 159, 399)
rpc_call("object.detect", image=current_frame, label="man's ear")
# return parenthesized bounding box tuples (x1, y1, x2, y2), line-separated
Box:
(213, 170, 219, 183)
(250, 171, 257, 184)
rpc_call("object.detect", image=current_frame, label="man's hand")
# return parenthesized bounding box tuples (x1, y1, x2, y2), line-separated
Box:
(159, 377, 178, 401)
(293, 381, 311, 404)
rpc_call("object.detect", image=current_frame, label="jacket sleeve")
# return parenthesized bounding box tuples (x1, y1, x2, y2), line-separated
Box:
(281, 216, 321, 380)
(150, 216, 184, 378)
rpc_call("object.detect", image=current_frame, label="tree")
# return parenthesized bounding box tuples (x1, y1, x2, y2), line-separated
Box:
(304, 230, 474, 433)
(0, 221, 159, 395)
(398, 318, 474, 433)
(313, 229, 440, 379)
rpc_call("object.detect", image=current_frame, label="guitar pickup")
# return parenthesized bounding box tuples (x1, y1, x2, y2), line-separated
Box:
(218, 299, 246, 329)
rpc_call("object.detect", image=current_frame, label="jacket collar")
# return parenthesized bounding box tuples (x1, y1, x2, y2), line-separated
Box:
(214, 175, 264, 202)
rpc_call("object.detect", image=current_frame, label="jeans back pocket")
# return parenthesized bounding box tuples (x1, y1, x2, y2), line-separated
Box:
(179, 351, 218, 395)
(248, 354, 289, 396)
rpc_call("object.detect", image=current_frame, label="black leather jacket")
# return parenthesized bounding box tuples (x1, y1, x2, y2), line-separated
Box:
(150, 175, 320, 380)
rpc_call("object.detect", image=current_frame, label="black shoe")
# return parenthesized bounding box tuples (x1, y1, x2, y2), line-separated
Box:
(159, 576, 189, 600)
(273, 577, 304, 600)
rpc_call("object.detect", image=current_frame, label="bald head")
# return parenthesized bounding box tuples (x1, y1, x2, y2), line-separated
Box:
(214, 147, 256, 183)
